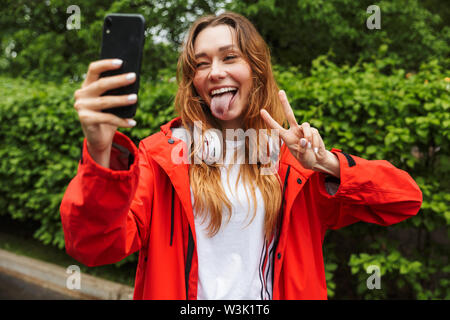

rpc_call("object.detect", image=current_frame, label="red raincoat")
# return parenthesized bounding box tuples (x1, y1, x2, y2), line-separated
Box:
(60, 117, 422, 299)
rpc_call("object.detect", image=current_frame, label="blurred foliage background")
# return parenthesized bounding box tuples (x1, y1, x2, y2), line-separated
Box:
(0, 0, 448, 299)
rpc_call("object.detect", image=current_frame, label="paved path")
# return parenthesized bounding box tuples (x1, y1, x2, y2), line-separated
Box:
(0, 270, 75, 300)
(0, 249, 133, 300)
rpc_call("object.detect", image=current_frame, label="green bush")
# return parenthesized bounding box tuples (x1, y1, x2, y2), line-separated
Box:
(230, 0, 450, 72)
(0, 53, 448, 298)
(2, 1, 449, 82)
(0, 0, 213, 82)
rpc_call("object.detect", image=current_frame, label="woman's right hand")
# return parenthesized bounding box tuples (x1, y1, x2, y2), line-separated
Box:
(74, 59, 137, 167)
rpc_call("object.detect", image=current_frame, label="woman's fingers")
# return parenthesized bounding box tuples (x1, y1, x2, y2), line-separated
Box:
(74, 93, 137, 112)
(78, 108, 136, 128)
(74, 59, 137, 129)
(301, 122, 312, 145)
(260, 108, 298, 150)
(299, 137, 308, 154)
(77, 72, 136, 98)
(260, 109, 286, 133)
(318, 133, 327, 158)
(299, 125, 322, 156)
(82, 59, 124, 88)
(311, 128, 320, 154)
(278, 90, 298, 129)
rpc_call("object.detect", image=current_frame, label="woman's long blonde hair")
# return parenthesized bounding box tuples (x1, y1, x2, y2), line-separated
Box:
(174, 12, 286, 240)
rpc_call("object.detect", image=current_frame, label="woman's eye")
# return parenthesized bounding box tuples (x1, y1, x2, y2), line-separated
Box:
(225, 55, 237, 61)
(196, 55, 237, 68)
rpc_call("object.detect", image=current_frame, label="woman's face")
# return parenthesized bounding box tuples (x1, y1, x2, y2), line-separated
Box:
(193, 25, 253, 130)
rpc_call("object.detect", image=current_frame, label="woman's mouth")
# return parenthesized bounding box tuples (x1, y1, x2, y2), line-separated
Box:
(209, 88, 238, 118)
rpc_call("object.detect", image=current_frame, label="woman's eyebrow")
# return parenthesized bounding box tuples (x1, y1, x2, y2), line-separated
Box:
(194, 45, 238, 59)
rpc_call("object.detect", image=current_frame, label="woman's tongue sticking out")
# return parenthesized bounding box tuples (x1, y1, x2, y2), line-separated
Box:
(210, 91, 234, 118)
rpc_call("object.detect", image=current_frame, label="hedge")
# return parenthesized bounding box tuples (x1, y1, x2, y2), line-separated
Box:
(0, 54, 448, 298)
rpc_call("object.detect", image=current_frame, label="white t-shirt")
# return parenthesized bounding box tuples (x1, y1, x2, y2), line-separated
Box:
(190, 138, 274, 300)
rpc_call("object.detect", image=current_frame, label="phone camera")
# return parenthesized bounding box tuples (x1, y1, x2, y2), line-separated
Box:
(105, 16, 112, 28)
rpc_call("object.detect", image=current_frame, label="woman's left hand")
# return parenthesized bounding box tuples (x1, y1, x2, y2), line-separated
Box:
(260, 90, 340, 178)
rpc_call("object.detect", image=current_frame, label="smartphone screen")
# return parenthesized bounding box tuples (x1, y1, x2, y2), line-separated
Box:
(99, 14, 145, 119)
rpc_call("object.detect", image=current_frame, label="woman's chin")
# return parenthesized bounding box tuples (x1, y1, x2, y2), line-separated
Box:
(212, 112, 233, 122)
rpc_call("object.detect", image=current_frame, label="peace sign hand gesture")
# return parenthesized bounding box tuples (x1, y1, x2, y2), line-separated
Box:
(260, 90, 340, 178)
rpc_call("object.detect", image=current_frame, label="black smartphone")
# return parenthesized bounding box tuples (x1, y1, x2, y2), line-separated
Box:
(99, 13, 145, 119)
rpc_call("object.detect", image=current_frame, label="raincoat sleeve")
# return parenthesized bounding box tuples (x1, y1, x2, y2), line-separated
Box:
(314, 149, 423, 231)
(60, 131, 153, 267)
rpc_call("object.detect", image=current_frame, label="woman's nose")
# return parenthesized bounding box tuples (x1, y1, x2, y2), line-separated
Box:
(209, 61, 226, 81)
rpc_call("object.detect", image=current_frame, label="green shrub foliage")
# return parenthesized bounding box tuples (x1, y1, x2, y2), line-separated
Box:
(1, 1, 448, 81)
(1, 53, 448, 298)
(230, 0, 450, 72)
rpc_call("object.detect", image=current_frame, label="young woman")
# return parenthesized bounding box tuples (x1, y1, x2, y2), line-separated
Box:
(61, 12, 422, 300)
